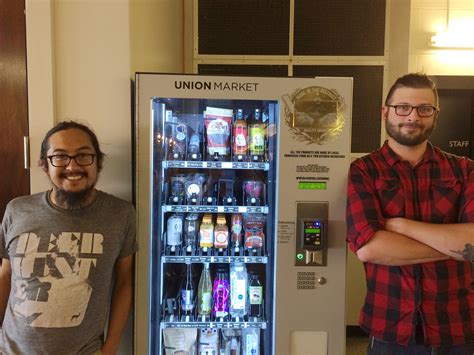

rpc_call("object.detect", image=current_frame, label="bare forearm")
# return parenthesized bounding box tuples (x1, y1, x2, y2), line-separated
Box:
(102, 281, 133, 354)
(356, 230, 448, 266)
(386, 218, 474, 260)
(102, 255, 134, 355)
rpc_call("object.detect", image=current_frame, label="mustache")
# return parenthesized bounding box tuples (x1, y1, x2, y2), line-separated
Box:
(398, 122, 423, 129)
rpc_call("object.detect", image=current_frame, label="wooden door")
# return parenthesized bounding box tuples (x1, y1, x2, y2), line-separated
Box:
(0, 0, 30, 219)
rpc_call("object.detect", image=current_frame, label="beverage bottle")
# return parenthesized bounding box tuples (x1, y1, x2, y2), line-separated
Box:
(172, 121, 187, 159)
(197, 263, 213, 318)
(232, 108, 248, 158)
(249, 109, 265, 159)
(230, 213, 243, 250)
(230, 262, 248, 320)
(212, 265, 230, 319)
(183, 213, 199, 252)
(199, 214, 214, 251)
(187, 133, 201, 160)
(248, 271, 263, 321)
(214, 214, 229, 250)
(181, 263, 194, 319)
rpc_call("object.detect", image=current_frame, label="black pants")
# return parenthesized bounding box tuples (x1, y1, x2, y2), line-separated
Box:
(367, 336, 474, 355)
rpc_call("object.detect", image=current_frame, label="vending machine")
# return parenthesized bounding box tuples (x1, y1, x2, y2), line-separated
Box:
(134, 73, 352, 355)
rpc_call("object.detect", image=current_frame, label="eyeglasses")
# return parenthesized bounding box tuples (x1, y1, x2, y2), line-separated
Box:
(387, 104, 438, 117)
(47, 153, 96, 167)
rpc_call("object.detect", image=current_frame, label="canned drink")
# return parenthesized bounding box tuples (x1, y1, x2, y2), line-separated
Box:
(170, 175, 186, 197)
(183, 213, 199, 248)
(167, 214, 183, 247)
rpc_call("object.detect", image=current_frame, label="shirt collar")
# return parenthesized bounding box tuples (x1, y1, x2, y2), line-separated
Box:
(380, 140, 438, 167)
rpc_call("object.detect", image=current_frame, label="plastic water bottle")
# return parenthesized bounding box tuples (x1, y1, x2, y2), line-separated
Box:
(230, 262, 248, 320)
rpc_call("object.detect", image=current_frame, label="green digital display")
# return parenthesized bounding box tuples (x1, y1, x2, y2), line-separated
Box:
(305, 228, 321, 234)
(298, 181, 327, 190)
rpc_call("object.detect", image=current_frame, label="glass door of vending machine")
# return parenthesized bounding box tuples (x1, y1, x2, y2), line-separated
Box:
(149, 97, 278, 354)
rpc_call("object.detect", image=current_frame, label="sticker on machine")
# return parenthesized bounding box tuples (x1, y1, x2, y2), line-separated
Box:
(281, 86, 345, 145)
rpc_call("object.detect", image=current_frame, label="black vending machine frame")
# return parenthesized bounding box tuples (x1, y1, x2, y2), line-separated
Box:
(148, 96, 279, 355)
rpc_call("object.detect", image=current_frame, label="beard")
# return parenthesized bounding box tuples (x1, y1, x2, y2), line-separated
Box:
(385, 117, 436, 147)
(54, 184, 96, 209)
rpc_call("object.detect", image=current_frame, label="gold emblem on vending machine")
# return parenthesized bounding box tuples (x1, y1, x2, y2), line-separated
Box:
(281, 86, 345, 145)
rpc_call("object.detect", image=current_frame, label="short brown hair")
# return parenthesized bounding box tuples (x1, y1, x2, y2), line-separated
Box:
(385, 73, 439, 107)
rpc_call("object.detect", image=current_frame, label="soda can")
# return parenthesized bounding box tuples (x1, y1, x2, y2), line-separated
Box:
(167, 213, 183, 247)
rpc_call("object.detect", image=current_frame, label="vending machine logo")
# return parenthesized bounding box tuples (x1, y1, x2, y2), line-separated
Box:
(281, 86, 345, 145)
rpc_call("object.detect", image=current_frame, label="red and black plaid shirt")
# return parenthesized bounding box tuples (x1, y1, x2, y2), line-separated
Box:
(346, 141, 474, 346)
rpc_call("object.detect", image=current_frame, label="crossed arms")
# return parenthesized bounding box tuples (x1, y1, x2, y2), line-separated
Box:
(356, 219, 474, 266)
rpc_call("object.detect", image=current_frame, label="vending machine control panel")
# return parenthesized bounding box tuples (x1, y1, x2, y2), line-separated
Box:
(301, 219, 325, 251)
(295, 202, 328, 266)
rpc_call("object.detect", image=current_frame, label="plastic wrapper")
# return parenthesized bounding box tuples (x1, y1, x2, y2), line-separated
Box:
(243, 214, 266, 250)
(221, 329, 242, 355)
(204, 107, 232, 157)
(163, 328, 197, 355)
(242, 328, 260, 355)
(198, 328, 219, 354)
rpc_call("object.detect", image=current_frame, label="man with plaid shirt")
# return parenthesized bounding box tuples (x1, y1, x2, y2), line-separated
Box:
(347, 73, 474, 354)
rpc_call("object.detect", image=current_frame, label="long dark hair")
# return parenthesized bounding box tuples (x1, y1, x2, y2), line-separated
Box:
(39, 121, 105, 171)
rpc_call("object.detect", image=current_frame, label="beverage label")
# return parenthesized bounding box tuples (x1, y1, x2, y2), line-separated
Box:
(249, 286, 263, 305)
(200, 292, 212, 313)
(182, 289, 194, 311)
(199, 223, 214, 248)
(213, 282, 229, 317)
(170, 176, 186, 196)
(231, 279, 247, 310)
(214, 229, 228, 248)
(233, 125, 248, 154)
(249, 126, 265, 155)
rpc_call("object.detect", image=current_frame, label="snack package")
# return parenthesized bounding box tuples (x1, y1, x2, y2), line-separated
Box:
(163, 328, 197, 355)
(242, 328, 260, 355)
(221, 329, 242, 355)
(198, 328, 219, 354)
(204, 107, 232, 157)
(243, 214, 266, 250)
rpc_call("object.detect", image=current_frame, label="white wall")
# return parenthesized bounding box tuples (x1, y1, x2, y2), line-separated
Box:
(409, 0, 474, 74)
(26, 0, 183, 354)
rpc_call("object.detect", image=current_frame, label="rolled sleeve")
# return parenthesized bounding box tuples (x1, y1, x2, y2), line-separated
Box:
(346, 159, 384, 253)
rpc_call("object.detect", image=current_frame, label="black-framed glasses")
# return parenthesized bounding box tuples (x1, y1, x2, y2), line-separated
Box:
(387, 104, 438, 117)
(47, 153, 96, 167)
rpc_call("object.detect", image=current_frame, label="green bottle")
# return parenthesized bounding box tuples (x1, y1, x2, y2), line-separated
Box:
(249, 109, 265, 157)
(197, 263, 212, 316)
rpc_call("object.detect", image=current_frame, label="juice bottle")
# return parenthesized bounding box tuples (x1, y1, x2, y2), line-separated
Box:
(232, 108, 248, 158)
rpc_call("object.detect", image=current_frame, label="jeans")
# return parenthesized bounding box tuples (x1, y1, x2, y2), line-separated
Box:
(367, 336, 474, 355)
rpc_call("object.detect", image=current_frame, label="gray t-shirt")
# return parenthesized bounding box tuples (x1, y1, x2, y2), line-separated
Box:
(0, 191, 137, 355)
